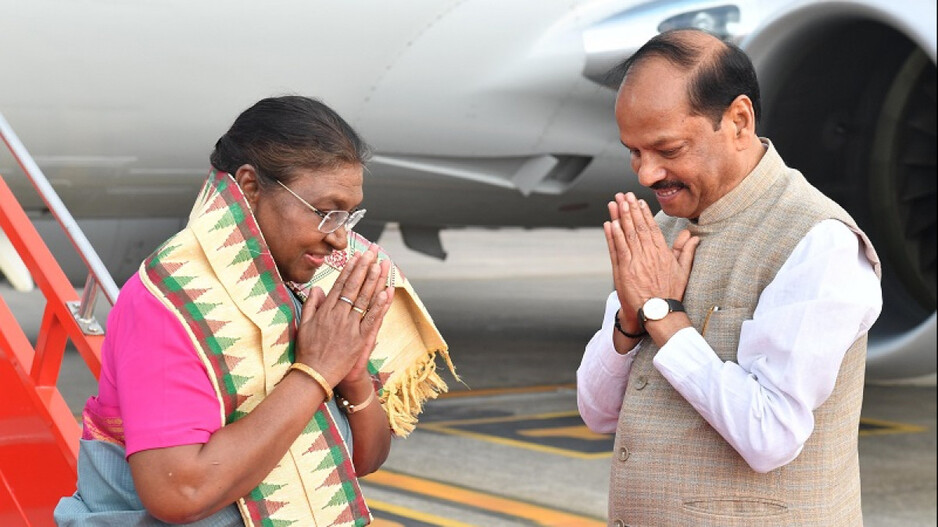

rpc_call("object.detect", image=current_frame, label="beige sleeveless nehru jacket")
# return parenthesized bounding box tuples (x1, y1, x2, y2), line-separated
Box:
(608, 141, 881, 527)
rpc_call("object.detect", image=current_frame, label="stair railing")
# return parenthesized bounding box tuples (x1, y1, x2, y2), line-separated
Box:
(0, 111, 118, 318)
(1, 110, 117, 526)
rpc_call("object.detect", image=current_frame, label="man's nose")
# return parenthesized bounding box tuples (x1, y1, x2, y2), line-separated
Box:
(636, 156, 665, 187)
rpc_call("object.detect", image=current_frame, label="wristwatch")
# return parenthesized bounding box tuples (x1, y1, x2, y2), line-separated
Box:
(637, 297, 685, 327)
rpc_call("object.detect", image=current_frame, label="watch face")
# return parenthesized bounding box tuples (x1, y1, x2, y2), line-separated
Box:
(643, 297, 670, 321)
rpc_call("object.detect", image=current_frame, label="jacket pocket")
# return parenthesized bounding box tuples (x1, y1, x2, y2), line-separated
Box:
(683, 496, 788, 517)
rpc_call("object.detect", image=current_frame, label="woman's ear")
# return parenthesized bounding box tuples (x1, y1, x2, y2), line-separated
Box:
(234, 164, 261, 207)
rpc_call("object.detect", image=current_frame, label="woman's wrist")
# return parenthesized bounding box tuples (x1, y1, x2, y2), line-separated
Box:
(337, 374, 374, 400)
(336, 389, 376, 414)
(288, 363, 334, 400)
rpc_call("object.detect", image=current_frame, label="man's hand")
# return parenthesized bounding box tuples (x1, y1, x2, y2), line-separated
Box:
(604, 192, 699, 330)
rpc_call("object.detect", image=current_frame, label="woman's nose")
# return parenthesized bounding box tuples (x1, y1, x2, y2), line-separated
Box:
(324, 228, 349, 252)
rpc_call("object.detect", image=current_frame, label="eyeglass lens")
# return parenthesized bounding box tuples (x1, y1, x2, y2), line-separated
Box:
(319, 209, 366, 233)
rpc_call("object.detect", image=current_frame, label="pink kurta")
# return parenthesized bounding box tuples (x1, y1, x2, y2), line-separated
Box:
(82, 273, 221, 457)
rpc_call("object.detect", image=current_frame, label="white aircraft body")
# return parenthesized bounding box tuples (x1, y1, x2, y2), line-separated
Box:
(1, 0, 934, 380)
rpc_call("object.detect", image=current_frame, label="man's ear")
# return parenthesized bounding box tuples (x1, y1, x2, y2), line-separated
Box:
(234, 164, 261, 207)
(727, 95, 756, 146)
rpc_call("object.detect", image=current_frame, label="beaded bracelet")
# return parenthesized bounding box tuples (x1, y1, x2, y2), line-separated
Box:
(289, 363, 333, 400)
(336, 390, 376, 414)
(614, 309, 647, 339)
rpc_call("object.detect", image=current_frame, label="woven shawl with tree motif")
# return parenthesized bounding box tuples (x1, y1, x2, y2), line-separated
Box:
(138, 169, 452, 527)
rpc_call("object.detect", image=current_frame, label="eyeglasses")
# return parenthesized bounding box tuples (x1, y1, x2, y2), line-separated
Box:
(275, 180, 366, 234)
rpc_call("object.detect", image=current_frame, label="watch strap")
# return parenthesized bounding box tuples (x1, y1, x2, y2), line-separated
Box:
(637, 298, 685, 327)
(665, 298, 685, 314)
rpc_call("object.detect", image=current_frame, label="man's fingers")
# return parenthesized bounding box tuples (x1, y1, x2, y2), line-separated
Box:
(672, 229, 691, 257)
(672, 229, 700, 273)
(617, 196, 639, 251)
(627, 196, 658, 252)
(604, 221, 620, 270)
(637, 198, 666, 249)
(678, 235, 700, 273)
(609, 217, 631, 256)
(607, 199, 621, 223)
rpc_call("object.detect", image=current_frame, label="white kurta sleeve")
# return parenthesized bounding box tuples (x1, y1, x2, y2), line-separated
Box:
(577, 292, 641, 433)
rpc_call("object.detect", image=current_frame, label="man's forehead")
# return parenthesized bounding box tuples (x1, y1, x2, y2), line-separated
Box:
(617, 66, 690, 117)
(620, 131, 685, 149)
(621, 56, 687, 91)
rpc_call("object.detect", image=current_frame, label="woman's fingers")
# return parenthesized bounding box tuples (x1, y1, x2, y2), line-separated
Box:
(334, 247, 377, 311)
(359, 261, 393, 342)
(351, 258, 383, 318)
(366, 260, 392, 306)
(294, 247, 400, 385)
(301, 287, 325, 319)
(324, 252, 361, 310)
(360, 284, 395, 338)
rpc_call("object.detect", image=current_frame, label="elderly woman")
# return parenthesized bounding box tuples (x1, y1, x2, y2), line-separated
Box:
(55, 96, 450, 526)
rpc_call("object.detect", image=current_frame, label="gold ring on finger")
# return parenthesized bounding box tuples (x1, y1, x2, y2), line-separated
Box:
(352, 306, 367, 318)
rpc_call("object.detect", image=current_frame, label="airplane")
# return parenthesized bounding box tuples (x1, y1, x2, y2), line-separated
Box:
(1, 0, 934, 382)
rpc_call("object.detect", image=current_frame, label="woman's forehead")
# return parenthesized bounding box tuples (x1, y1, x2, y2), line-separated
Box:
(289, 165, 364, 206)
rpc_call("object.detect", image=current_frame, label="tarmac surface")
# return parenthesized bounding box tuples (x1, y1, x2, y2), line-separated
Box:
(2, 225, 936, 526)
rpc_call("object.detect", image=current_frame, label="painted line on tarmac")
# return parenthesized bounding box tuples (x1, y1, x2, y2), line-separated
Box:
(439, 383, 576, 399)
(363, 469, 605, 527)
(441, 385, 928, 439)
(368, 498, 476, 527)
(859, 417, 928, 436)
(421, 411, 928, 460)
(420, 410, 612, 460)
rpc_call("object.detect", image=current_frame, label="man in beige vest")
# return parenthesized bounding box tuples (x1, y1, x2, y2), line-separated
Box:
(577, 29, 882, 526)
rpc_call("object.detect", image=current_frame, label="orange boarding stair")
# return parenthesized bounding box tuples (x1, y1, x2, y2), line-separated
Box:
(1, 114, 114, 527)
(0, 173, 104, 527)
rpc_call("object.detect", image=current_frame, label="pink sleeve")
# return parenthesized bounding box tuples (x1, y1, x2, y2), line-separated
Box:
(106, 274, 223, 457)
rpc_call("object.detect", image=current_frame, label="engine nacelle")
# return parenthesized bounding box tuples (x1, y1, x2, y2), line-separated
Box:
(745, 1, 936, 380)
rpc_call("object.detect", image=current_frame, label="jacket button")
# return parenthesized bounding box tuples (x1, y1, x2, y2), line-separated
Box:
(634, 375, 648, 390)
(618, 447, 630, 462)
(613, 520, 625, 527)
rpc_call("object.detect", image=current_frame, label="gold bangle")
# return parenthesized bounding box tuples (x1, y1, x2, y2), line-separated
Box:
(289, 363, 333, 400)
(337, 389, 376, 414)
